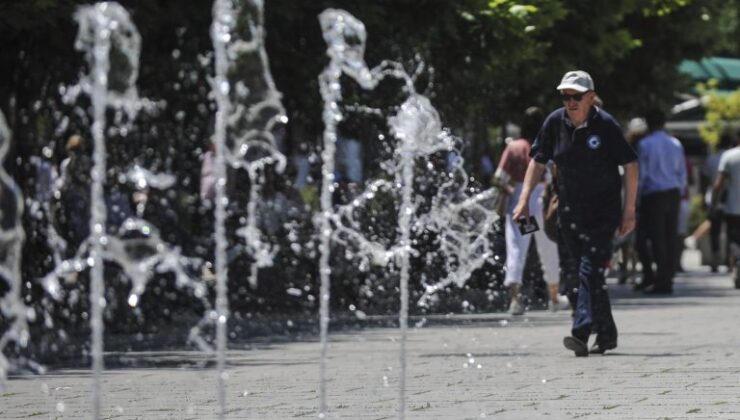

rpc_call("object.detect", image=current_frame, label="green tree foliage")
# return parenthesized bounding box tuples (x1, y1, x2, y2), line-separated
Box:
(263, 0, 738, 137)
(0, 0, 737, 159)
(603, 0, 738, 117)
(697, 82, 740, 149)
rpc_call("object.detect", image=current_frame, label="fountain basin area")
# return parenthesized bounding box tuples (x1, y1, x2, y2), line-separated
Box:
(4, 252, 740, 419)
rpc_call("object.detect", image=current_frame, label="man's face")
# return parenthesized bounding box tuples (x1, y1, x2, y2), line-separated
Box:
(560, 89, 594, 123)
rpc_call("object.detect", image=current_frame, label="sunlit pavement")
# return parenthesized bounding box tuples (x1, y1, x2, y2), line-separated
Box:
(3, 250, 740, 419)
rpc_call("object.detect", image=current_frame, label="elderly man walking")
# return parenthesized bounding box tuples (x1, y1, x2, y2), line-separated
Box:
(513, 70, 639, 356)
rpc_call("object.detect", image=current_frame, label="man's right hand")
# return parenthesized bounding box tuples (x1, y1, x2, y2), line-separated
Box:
(512, 199, 529, 222)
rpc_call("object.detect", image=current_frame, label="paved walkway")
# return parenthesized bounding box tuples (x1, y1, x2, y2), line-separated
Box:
(3, 250, 740, 419)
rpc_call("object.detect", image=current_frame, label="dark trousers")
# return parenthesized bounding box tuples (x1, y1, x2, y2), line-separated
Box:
(557, 228, 580, 308)
(728, 215, 740, 255)
(637, 189, 680, 291)
(709, 209, 724, 254)
(560, 222, 617, 345)
(709, 209, 726, 268)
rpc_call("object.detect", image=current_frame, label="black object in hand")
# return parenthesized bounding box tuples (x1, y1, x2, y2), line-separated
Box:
(517, 216, 539, 235)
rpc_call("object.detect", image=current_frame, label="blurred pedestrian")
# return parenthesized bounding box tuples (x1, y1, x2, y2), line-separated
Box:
(675, 157, 693, 272)
(58, 134, 92, 253)
(635, 109, 686, 294)
(494, 106, 567, 315)
(615, 118, 647, 285)
(699, 133, 734, 271)
(513, 70, 638, 356)
(710, 130, 740, 286)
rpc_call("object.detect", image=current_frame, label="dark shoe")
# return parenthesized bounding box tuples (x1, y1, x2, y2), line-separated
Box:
(589, 342, 617, 354)
(633, 281, 649, 291)
(643, 285, 672, 295)
(563, 336, 588, 357)
(618, 272, 628, 285)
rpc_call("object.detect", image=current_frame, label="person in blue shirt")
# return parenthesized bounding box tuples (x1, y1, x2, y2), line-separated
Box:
(513, 70, 639, 356)
(635, 109, 687, 294)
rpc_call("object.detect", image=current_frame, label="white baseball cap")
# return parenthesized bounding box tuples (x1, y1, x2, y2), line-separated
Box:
(556, 70, 594, 92)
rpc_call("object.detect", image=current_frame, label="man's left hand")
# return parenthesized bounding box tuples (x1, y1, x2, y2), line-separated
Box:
(618, 209, 636, 237)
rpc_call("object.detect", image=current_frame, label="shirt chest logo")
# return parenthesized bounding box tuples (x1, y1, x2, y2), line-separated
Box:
(587, 135, 602, 150)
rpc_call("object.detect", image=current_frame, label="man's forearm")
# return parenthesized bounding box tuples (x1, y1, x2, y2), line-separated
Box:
(623, 161, 638, 212)
(520, 160, 546, 201)
(711, 174, 727, 210)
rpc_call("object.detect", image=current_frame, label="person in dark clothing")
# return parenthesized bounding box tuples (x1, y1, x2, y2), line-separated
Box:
(58, 134, 92, 254)
(513, 70, 638, 356)
(700, 134, 734, 271)
(711, 131, 740, 285)
(635, 109, 686, 294)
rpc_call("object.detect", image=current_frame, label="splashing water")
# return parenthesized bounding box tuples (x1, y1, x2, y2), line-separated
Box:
(42, 3, 206, 418)
(318, 9, 501, 419)
(71, 5, 137, 417)
(317, 10, 376, 418)
(417, 188, 501, 304)
(5, 3, 505, 417)
(0, 111, 31, 387)
(211, 0, 287, 417)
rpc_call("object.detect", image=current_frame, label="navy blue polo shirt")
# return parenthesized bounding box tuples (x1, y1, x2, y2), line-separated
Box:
(530, 106, 637, 229)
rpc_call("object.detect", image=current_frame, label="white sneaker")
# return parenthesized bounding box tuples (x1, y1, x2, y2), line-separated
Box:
(508, 300, 525, 316)
(549, 295, 570, 312)
(684, 236, 697, 250)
